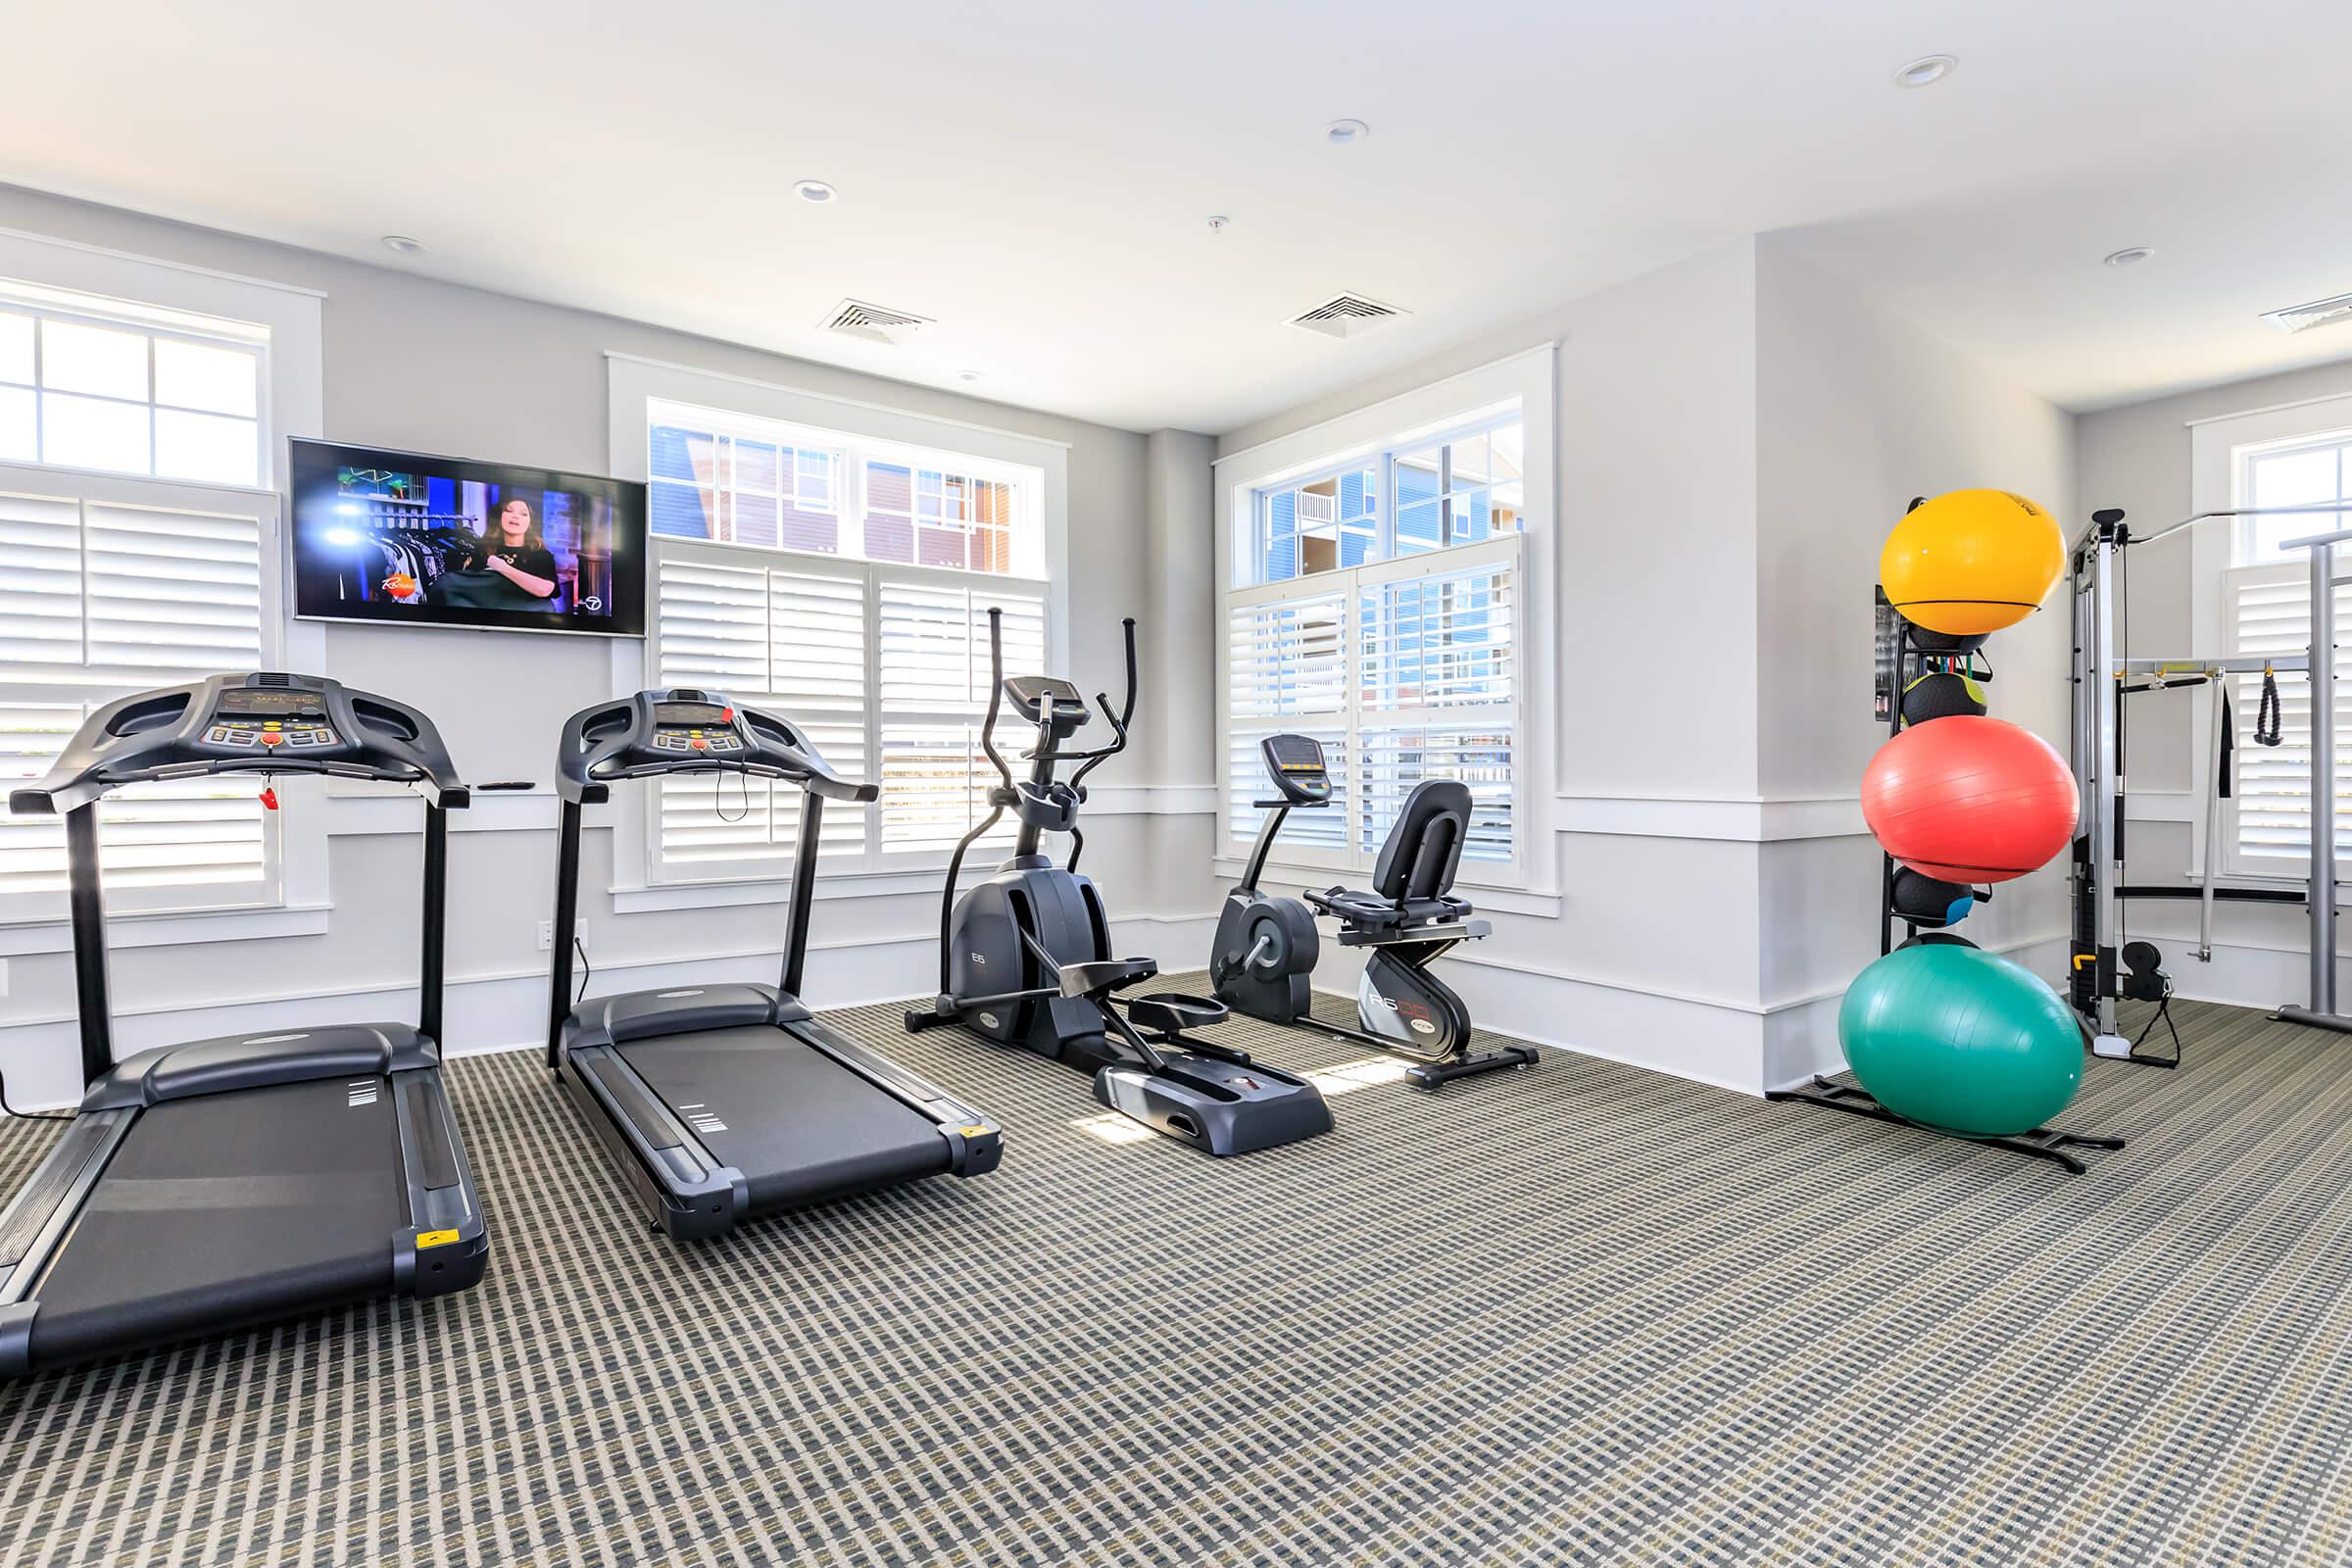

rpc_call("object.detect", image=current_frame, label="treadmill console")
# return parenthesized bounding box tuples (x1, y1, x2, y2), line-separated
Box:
(1258, 734, 1332, 807)
(11, 672, 466, 815)
(557, 689, 878, 805)
(647, 700, 747, 756)
(1004, 675, 1088, 733)
(207, 687, 340, 754)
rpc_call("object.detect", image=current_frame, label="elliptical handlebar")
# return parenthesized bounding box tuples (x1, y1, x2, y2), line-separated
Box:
(977, 607, 1013, 792)
(935, 606, 1014, 996)
(1068, 617, 1138, 793)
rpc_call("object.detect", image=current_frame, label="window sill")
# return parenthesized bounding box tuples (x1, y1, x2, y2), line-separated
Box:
(0, 901, 330, 957)
(1208, 858, 1563, 919)
(611, 863, 990, 914)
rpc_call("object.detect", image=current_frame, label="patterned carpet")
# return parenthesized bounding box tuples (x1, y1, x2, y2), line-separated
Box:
(2, 985, 2351, 1566)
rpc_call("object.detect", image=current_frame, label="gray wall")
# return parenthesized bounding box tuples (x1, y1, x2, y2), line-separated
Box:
(1210, 235, 2080, 1090)
(1216, 240, 1775, 1091)
(0, 184, 1189, 1104)
(1751, 236, 2078, 1083)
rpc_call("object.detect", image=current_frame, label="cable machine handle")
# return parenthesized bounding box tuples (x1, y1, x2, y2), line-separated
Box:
(1070, 617, 1138, 794)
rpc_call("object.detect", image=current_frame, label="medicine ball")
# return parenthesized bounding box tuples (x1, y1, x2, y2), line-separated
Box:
(1880, 489, 2064, 637)
(1860, 715, 2078, 883)
(1903, 621, 1991, 657)
(1890, 867, 1979, 928)
(1901, 669, 1987, 725)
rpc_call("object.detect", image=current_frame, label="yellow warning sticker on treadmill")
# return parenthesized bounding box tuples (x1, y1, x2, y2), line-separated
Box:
(416, 1229, 462, 1250)
(958, 1125, 995, 1139)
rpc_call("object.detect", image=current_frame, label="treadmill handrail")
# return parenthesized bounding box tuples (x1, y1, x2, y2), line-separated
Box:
(12, 672, 467, 815)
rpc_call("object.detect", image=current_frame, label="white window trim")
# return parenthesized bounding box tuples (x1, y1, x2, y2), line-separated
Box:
(2192, 392, 2352, 881)
(1211, 342, 1557, 896)
(0, 230, 326, 947)
(605, 353, 1070, 907)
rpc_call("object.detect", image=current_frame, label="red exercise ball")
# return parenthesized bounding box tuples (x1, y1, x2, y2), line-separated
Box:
(1860, 715, 2077, 883)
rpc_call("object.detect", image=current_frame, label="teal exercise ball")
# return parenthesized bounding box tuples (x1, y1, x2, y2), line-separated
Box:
(1838, 943, 2082, 1138)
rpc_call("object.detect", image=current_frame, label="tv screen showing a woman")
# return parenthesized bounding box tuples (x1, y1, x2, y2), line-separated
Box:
(288, 438, 647, 637)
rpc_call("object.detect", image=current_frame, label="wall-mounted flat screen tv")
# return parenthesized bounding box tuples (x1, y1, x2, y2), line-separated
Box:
(288, 437, 647, 636)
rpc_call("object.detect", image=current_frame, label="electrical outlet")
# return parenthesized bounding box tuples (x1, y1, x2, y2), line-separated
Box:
(537, 920, 554, 952)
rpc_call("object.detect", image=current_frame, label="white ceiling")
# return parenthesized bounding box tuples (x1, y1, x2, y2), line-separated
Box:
(5, 0, 2351, 432)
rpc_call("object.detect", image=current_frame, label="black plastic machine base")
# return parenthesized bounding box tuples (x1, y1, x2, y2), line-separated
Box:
(1402, 1044, 1541, 1090)
(1766, 1075, 2125, 1175)
(1092, 1054, 1333, 1156)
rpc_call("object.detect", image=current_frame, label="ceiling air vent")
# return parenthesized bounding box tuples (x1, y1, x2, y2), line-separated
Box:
(2261, 291, 2352, 335)
(822, 299, 933, 345)
(1290, 293, 1405, 339)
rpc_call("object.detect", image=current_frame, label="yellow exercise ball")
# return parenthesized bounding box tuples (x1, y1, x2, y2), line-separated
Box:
(1879, 489, 2064, 636)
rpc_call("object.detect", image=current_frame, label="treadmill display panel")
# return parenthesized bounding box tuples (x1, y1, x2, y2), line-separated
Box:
(653, 702, 729, 727)
(210, 689, 337, 750)
(650, 701, 744, 755)
(217, 690, 326, 716)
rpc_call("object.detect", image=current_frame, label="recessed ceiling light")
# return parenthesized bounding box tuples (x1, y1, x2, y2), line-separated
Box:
(794, 179, 837, 204)
(2104, 246, 2155, 268)
(380, 235, 426, 255)
(1324, 119, 1369, 146)
(1206, 215, 1231, 233)
(1894, 55, 1957, 88)
(957, 370, 983, 382)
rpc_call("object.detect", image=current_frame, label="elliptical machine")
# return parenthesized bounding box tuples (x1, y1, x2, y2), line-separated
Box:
(906, 612, 1332, 1156)
(1211, 734, 1539, 1089)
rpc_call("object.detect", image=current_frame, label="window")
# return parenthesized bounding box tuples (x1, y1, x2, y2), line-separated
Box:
(0, 283, 267, 487)
(1252, 416, 1523, 585)
(0, 467, 281, 917)
(650, 421, 840, 554)
(641, 399, 1048, 881)
(2223, 424, 2352, 874)
(1223, 397, 1538, 887)
(0, 240, 319, 936)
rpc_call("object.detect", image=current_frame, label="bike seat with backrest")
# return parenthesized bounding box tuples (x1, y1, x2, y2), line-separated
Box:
(1302, 780, 1481, 933)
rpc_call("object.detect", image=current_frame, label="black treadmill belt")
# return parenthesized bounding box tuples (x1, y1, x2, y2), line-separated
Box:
(615, 1026, 947, 1213)
(30, 1078, 406, 1365)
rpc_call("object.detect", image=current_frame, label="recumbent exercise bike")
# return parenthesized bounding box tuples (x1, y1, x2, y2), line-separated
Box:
(1210, 734, 1538, 1089)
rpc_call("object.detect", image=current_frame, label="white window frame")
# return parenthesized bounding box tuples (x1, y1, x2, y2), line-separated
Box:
(606, 353, 1070, 911)
(0, 229, 326, 951)
(1212, 344, 1556, 897)
(2193, 392, 2352, 882)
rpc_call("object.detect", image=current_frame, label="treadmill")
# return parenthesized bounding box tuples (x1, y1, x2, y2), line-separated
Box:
(547, 689, 1004, 1241)
(0, 673, 489, 1377)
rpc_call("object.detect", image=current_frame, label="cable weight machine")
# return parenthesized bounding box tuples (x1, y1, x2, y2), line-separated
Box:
(2070, 503, 2352, 1062)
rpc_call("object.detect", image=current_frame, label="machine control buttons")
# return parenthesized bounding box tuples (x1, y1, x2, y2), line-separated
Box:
(652, 729, 744, 753)
(208, 721, 338, 749)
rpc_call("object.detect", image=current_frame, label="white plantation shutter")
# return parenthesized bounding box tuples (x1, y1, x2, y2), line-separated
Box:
(1355, 541, 1517, 863)
(644, 541, 1053, 878)
(650, 548, 869, 871)
(1219, 535, 1520, 879)
(877, 575, 1046, 858)
(1225, 589, 1350, 860)
(0, 470, 275, 913)
(2226, 563, 2351, 870)
(635, 395, 1057, 885)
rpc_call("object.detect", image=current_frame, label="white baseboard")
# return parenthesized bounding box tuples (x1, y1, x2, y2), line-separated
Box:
(0, 910, 1221, 1111)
